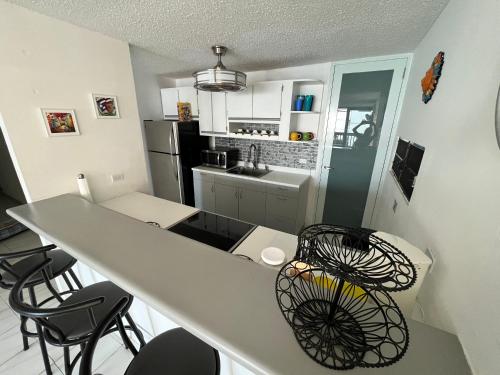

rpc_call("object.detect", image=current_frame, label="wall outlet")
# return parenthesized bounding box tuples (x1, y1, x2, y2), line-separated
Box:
(392, 199, 398, 213)
(424, 247, 435, 274)
(298, 158, 308, 164)
(110, 173, 125, 183)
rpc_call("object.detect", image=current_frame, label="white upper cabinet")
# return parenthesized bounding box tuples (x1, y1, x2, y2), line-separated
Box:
(198, 91, 227, 135)
(227, 87, 253, 119)
(197, 90, 213, 133)
(161, 86, 199, 119)
(211, 93, 227, 134)
(252, 82, 283, 119)
(160, 88, 179, 118)
(177, 87, 199, 117)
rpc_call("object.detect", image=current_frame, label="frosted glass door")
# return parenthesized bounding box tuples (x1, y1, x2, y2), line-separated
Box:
(317, 59, 407, 227)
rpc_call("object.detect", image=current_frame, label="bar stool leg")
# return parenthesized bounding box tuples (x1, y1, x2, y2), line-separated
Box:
(116, 317, 130, 350)
(63, 346, 71, 375)
(28, 286, 53, 375)
(19, 290, 30, 350)
(61, 273, 75, 291)
(125, 313, 146, 348)
(68, 269, 83, 289)
(20, 316, 29, 350)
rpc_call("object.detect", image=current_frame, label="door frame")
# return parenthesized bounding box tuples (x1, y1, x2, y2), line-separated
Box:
(314, 55, 411, 227)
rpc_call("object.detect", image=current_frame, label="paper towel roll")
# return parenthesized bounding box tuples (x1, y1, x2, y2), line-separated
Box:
(77, 174, 94, 202)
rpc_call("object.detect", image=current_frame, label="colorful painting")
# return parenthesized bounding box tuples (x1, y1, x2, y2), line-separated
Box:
(421, 51, 445, 103)
(41, 109, 80, 136)
(92, 94, 120, 118)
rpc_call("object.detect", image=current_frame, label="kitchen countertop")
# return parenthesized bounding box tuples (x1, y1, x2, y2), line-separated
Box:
(7, 193, 470, 375)
(99, 192, 299, 267)
(192, 165, 310, 189)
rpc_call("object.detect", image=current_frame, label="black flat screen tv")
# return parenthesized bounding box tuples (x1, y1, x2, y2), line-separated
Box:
(391, 138, 425, 200)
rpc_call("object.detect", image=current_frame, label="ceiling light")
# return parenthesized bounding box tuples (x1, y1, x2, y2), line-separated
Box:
(193, 46, 246, 92)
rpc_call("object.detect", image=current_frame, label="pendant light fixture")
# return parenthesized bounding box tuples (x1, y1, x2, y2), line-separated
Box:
(193, 46, 246, 92)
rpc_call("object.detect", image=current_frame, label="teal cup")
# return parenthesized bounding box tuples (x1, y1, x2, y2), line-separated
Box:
(304, 95, 314, 111)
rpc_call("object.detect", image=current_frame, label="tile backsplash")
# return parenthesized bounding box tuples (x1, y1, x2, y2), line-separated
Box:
(215, 137, 318, 170)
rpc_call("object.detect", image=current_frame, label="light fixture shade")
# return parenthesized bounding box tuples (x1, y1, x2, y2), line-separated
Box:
(193, 46, 247, 92)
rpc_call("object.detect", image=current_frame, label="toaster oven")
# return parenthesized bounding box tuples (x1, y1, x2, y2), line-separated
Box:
(201, 148, 239, 169)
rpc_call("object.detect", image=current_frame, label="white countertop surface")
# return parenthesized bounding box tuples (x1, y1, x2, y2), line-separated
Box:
(192, 165, 310, 189)
(99, 192, 298, 267)
(7, 193, 470, 375)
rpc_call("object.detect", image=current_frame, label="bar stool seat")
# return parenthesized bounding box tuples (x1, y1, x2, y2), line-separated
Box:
(45, 281, 132, 344)
(0, 249, 76, 287)
(80, 298, 220, 375)
(125, 327, 219, 375)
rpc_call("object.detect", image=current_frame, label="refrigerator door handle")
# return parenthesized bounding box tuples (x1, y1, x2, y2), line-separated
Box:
(169, 127, 174, 155)
(171, 154, 179, 181)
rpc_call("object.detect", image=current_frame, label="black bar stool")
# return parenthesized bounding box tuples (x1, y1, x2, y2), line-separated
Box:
(9, 258, 146, 375)
(0, 244, 83, 374)
(80, 297, 220, 375)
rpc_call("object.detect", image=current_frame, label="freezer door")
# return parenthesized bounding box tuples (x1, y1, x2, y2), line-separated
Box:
(148, 151, 184, 203)
(144, 121, 179, 154)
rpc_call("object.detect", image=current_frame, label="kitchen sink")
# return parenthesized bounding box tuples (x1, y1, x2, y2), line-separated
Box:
(227, 166, 270, 178)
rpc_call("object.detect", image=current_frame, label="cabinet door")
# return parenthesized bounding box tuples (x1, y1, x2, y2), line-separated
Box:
(265, 193, 298, 233)
(177, 87, 199, 117)
(238, 187, 266, 225)
(197, 90, 212, 133)
(214, 183, 238, 219)
(193, 177, 215, 212)
(211, 92, 227, 134)
(252, 82, 283, 119)
(160, 88, 179, 118)
(227, 87, 253, 119)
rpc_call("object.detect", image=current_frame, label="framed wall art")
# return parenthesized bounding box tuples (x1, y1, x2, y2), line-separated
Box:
(92, 94, 120, 119)
(41, 109, 80, 136)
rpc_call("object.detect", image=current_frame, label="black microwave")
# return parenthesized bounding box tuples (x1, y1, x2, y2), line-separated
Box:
(201, 148, 239, 169)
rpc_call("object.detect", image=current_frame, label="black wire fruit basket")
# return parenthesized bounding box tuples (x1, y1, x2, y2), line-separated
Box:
(295, 225, 416, 292)
(275, 224, 417, 370)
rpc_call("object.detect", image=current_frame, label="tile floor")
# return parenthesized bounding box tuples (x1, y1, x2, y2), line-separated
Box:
(0, 231, 134, 375)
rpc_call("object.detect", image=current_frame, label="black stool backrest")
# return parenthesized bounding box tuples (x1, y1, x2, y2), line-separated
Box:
(0, 244, 56, 288)
(8, 258, 105, 344)
(79, 297, 134, 375)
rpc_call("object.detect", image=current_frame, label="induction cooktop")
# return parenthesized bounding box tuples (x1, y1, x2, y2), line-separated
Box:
(167, 211, 256, 252)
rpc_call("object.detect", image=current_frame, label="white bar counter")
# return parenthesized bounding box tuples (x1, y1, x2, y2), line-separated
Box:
(7, 193, 471, 375)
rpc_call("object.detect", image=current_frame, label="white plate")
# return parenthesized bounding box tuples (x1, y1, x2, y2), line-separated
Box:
(261, 247, 286, 266)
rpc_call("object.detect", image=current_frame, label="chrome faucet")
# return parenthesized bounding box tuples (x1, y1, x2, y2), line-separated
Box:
(248, 144, 258, 169)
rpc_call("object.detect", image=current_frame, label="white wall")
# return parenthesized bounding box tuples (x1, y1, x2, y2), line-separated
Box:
(372, 0, 500, 373)
(129, 45, 176, 122)
(0, 2, 149, 203)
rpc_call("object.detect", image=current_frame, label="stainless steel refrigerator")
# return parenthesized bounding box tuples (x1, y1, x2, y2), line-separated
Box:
(144, 121, 208, 206)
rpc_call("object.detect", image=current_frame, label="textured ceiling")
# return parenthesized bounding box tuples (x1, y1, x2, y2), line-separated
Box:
(6, 0, 448, 77)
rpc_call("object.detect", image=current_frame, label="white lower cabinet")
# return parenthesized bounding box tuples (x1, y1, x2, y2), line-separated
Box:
(265, 194, 298, 234)
(193, 172, 215, 212)
(214, 182, 239, 218)
(194, 172, 306, 233)
(238, 187, 266, 225)
(212, 176, 267, 226)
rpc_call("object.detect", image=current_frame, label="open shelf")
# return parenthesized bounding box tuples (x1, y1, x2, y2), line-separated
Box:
(227, 133, 280, 141)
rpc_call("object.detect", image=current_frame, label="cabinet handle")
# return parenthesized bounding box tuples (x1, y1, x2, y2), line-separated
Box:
(211, 184, 215, 193)
(240, 191, 243, 199)
(235, 191, 238, 199)
(276, 196, 288, 201)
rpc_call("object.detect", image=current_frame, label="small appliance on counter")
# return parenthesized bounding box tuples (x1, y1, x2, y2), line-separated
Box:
(144, 120, 209, 207)
(201, 147, 239, 169)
